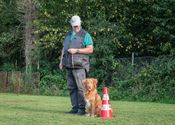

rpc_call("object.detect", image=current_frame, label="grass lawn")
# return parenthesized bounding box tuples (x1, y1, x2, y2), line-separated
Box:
(0, 93, 175, 125)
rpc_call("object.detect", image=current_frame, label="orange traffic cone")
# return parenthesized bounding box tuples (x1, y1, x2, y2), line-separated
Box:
(101, 87, 112, 119)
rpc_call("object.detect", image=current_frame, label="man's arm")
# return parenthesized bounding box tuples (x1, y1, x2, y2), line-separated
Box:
(67, 45, 93, 54)
(59, 48, 64, 70)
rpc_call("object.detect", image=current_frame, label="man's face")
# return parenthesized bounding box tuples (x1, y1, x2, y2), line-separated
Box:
(72, 25, 81, 33)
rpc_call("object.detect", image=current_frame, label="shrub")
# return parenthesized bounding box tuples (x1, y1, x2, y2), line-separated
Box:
(39, 73, 68, 96)
(107, 56, 175, 103)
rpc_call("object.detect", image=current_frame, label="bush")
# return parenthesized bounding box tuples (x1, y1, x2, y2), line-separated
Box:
(0, 63, 18, 71)
(39, 72, 68, 96)
(107, 56, 175, 103)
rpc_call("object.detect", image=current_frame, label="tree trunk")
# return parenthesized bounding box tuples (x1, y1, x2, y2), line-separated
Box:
(24, 0, 37, 74)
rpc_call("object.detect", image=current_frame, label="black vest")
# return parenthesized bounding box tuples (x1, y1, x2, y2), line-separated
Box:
(62, 29, 90, 72)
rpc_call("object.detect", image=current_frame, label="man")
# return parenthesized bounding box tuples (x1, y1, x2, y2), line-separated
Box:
(59, 15, 93, 115)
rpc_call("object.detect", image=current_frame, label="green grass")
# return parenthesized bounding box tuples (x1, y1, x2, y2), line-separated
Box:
(0, 93, 175, 125)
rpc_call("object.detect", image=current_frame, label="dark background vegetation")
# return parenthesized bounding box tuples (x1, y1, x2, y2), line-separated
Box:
(0, 0, 175, 103)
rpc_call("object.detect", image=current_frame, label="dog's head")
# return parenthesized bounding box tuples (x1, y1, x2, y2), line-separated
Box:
(82, 78, 98, 92)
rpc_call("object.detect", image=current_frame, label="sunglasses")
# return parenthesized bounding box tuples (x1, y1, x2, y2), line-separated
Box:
(73, 26, 80, 28)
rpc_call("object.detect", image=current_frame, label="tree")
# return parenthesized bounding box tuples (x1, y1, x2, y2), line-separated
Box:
(0, 0, 22, 69)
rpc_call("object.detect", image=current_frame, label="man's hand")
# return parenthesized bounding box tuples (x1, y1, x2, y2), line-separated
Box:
(59, 62, 63, 70)
(68, 45, 93, 54)
(68, 48, 78, 54)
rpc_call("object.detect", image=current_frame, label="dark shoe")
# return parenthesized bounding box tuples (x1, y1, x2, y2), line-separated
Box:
(65, 109, 78, 114)
(76, 110, 86, 115)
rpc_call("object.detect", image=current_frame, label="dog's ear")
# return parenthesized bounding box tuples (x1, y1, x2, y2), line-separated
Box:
(92, 78, 98, 89)
(92, 78, 98, 85)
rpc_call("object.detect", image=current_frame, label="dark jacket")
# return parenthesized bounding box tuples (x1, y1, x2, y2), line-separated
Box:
(62, 29, 90, 72)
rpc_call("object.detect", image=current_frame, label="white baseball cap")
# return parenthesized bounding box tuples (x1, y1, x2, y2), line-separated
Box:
(70, 15, 81, 26)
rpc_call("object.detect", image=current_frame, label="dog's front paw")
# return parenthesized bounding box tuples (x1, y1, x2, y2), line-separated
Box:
(85, 113, 91, 117)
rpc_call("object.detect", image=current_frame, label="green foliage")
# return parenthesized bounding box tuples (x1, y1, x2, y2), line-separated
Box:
(33, 0, 175, 85)
(0, 0, 174, 66)
(0, 63, 18, 71)
(108, 56, 175, 103)
(39, 72, 68, 96)
(0, 0, 22, 68)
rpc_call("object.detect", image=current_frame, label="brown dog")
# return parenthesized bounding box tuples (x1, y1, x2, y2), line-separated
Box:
(82, 78, 102, 117)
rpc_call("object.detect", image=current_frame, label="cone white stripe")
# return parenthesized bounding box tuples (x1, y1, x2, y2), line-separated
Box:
(102, 94, 109, 100)
(101, 104, 111, 110)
